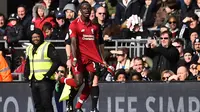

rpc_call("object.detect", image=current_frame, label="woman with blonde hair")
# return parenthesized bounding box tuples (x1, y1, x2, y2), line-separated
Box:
(161, 70, 178, 81)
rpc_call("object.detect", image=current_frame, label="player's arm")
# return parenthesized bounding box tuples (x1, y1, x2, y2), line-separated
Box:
(69, 24, 77, 65)
(71, 38, 77, 59)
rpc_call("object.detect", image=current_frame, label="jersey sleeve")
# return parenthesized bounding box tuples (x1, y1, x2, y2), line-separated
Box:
(69, 22, 77, 38)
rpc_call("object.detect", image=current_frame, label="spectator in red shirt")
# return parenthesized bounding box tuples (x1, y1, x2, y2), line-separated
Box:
(56, 1, 104, 112)
(32, 3, 55, 30)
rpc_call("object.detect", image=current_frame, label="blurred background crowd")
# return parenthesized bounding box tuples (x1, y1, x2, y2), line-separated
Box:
(1, 0, 200, 82)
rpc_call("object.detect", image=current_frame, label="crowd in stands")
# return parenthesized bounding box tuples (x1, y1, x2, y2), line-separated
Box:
(1, 0, 200, 82)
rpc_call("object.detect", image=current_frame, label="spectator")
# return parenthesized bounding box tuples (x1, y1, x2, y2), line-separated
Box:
(17, 4, 32, 39)
(153, 0, 177, 28)
(191, 38, 200, 65)
(178, 0, 195, 22)
(181, 13, 200, 42)
(186, 30, 199, 49)
(193, 38, 200, 56)
(63, 3, 77, 22)
(0, 13, 6, 40)
(172, 38, 184, 58)
(0, 45, 12, 82)
(177, 48, 194, 70)
(32, 3, 56, 30)
(188, 63, 199, 80)
(114, 69, 127, 82)
(139, 0, 156, 29)
(129, 71, 142, 81)
(114, 0, 141, 25)
(54, 64, 76, 112)
(39, 0, 58, 12)
(59, 0, 80, 10)
(144, 30, 179, 76)
(5, 13, 24, 47)
(95, 6, 111, 41)
(110, 48, 131, 73)
(42, 22, 57, 40)
(130, 57, 152, 81)
(167, 15, 179, 38)
(177, 66, 189, 81)
(90, 7, 96, 22)
(161, 70, 176, 81)
(55, 10, 69, 40)
(85, 0, 101, 10)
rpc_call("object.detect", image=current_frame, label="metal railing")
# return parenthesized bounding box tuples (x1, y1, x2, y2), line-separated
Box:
(0, 38, 148, 57)
(0, 38, 148, 81)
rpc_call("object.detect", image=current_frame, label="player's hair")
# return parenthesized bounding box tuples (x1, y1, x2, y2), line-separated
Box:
(80, 1, 91, 7)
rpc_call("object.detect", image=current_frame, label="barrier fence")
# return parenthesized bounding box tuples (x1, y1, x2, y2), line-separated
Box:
(0, 39, 148, 81)
(0, 38, 148, 57)
(1, 82, 200, 112)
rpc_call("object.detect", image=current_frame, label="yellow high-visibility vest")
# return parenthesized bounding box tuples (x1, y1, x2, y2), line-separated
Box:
(26, 41, 55, 80)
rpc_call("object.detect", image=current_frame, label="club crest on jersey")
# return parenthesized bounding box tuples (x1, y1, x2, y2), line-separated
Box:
(81, 29, 85, 32)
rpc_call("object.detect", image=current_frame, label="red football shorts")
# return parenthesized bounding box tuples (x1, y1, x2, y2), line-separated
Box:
(72, 57, 96, 75)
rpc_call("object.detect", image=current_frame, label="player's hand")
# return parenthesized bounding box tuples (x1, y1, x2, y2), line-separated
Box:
(66, 59, 72, 68)
(72, 58, 77, 67)
(102, 61, 108, 68)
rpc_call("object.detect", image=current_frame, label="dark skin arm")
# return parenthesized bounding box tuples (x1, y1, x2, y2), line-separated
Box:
(71, 37, 77, 66)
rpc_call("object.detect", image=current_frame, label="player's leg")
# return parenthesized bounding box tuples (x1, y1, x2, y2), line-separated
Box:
(87, 62, 101, 112)
(90, 74, 99, 112)
(74, 71, 91, 112)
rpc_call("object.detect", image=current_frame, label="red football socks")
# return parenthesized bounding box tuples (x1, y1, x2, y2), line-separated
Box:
(75, 84, 90, 109)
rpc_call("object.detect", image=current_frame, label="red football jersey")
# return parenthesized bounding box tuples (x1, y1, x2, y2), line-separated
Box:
(69, 17, 103, 64)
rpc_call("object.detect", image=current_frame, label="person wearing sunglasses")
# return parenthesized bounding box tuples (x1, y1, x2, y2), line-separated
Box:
(54, 64, 79, 112)
(167, 15, 179, 38)
(172, 38, 184, 58)
(145, 30, 179, 77)
(161, 70, 176, 81)
(54, 64, 68, 112)
(110, 48, 131, 73)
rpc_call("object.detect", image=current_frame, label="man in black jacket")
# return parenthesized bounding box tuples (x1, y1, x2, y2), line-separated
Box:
(17, 4, 32, 40)
(24, 28, 60, 112)
(144, 30, 179, 80)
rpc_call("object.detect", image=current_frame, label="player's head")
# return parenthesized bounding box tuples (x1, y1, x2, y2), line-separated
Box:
(79, 1, 91, 18)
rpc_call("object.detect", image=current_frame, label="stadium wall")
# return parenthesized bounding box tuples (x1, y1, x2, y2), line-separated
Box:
(0, 82, 200, 112)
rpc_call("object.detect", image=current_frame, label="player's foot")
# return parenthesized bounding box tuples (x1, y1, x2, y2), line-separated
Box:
(90, 108, 99, 112)
(74, 108, 83, 112)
